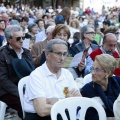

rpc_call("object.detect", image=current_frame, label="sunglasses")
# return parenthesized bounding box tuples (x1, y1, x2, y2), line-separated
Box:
(115, 32, 120, 35)
(10, 36, 25, 41)
(85, 32, 95, 35)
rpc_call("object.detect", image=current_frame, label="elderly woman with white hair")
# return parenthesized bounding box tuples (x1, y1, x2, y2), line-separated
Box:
(25, 23, 38, 50)
(80, 54, 120, 120)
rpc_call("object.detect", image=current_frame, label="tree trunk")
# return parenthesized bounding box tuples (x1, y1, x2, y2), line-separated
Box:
(53, 0, 56, 9)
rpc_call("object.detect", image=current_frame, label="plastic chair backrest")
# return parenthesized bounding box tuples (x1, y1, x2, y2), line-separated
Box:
(113, 95, 120, 120)
(83, 73, 92, 85)
(113, 99, 118, 120)
(18, 76, 29, 119)
(0, 101, 7, 120)
(51, 97, 106, 120)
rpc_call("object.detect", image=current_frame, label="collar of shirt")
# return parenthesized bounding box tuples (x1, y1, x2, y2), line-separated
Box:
(17, 48, 24, 59)
(9, 45, 24, 59)
(100, 46, 107, 54)
(43, 62, 61, 77)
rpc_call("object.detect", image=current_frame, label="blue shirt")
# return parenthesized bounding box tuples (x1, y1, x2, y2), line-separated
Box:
(84, 47, 111, 75)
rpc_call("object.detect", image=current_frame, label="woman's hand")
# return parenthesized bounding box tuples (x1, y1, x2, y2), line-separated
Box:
(78, 61, 85, 71)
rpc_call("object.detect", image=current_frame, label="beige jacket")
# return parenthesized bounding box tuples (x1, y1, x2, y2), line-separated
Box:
(31, 39, 47, 68)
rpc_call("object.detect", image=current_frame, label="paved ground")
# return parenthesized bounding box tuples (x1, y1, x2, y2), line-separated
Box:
(4, 108, 21, 120)
(4, 108, 115, 120)
(4, 115, 21, 120)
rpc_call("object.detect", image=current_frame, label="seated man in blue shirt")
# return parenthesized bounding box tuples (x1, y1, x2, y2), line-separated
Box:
(85, 33, 120, 76)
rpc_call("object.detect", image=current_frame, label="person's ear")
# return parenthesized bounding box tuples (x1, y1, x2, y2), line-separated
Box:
(105, 71, 111, 78)
(84, 33, 86, 37)
(7, 37, 12, 44)
(45, 51, 50, 60)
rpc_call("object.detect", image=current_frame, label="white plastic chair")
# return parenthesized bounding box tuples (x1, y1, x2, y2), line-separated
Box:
(83, 73, 92, 85)
(51, 97, 106, 120)
(18, 76, 29, 119)
(113, 95, 120, 120)
(0, 101, 7, 120)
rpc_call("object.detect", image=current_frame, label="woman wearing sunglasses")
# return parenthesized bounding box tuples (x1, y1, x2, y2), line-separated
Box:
(72, 25, 99, 56)
(68, 25, 99, 79)
(80, 54, 120, 120)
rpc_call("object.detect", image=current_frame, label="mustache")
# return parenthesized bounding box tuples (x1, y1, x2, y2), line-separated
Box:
(106, 51, 114, 55)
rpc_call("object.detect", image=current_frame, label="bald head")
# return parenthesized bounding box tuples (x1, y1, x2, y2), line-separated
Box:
(103, 33, 117, 55)
(103, 33, 117, 43)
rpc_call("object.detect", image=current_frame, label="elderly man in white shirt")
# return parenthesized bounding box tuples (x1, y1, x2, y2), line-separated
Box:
(24, 39, 80, 120)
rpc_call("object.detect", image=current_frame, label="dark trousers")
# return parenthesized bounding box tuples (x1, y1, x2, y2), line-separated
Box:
(0, 94, 23, 120)
(25, 113, 51, 120)
(25, 112, 67, 120)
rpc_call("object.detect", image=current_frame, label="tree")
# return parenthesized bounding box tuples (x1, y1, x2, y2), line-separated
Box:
(52, 0, 57, 9)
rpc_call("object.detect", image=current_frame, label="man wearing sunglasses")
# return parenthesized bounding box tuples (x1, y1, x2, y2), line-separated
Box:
(0, 25, 34, 120)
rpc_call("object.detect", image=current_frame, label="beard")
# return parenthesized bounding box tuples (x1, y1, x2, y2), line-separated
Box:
(106, 50, 114, 55)
(103, 46, 114, 55)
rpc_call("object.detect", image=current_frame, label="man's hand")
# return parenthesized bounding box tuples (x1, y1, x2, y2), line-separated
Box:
(66, 88, 81, 97)
(46, 98, 59, 105)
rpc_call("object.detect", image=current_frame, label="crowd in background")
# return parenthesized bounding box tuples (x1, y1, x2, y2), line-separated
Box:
(0, 2, 120, 120)
(0, 3, 120, 47)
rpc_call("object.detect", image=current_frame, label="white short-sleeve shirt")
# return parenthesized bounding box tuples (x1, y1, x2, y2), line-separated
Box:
(24, 62, 78, 113)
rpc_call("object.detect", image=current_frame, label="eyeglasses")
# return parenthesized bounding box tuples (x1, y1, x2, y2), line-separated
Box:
(91, 67, 105, 73)
(85, 32, 95, 35)
(51, 51, 68, 57)
(10, 36, 25, 41)
(115, 32, 120, 35)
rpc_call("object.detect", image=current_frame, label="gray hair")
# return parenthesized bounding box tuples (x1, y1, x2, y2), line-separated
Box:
(80, 25, 94, 40)
(95, 54, 117, 76)
(4, 25, 23, 38)
(28, 23, 38, 32)
(46, 25, 55, 34)
(45, 39, 68, 52)
(10, 20, 20, 25)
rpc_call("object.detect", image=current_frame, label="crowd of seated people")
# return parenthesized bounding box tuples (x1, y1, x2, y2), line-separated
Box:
(0, 3, 120, 120)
